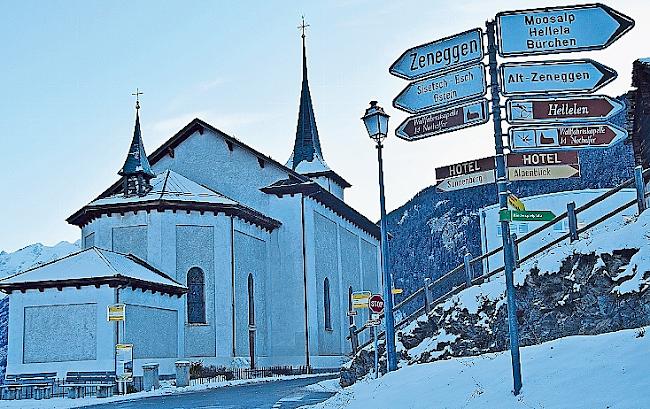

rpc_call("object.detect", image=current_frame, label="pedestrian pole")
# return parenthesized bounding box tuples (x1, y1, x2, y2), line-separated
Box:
(634, 165, 646, 213)
(486, 20, 522, 396)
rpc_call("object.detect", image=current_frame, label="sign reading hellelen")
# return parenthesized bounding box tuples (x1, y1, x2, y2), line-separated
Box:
(396, 99, 489, 141)
(390, 29, 484, 80)
(509, 123, 627, 151)
(435, 156, 496, 192)
(506, 95, 625, 124)
(496, 4, 635, 57)
(507, 151, 580, 181)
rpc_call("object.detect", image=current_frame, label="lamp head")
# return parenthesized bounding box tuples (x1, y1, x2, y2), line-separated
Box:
(362, 100, 390, 142)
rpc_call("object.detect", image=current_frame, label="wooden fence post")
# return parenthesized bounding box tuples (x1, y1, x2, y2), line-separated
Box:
(424, 278, 432, 314)
(463, 253, 473, 287)
(567, 201, 579, 242)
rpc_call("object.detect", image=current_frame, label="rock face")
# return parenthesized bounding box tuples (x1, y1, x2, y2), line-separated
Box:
(341, 248, 650, 386)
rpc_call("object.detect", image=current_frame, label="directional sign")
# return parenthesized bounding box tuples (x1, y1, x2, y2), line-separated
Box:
(368, 294, 385, 314)
(393, 64, 487, 114)
(435, 156, 496, 192)
(390, 28, 484, 80)
(500, 59, 617, 96)
(395, 99, 489, 141)
(508, 194, 526, 211)
(500, 209, 556, 222)
(506, 95, 625, 124)
(510, 123, 627, 152)
(391, 288, 403, 295)
(507, 151, 580, 181)
(108, 304, 125, 322)
(496, 4, 635, 57)
(352, 291, 371, 309)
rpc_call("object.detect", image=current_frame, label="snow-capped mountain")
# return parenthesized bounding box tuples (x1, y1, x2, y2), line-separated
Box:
(0, 240, 80, 279)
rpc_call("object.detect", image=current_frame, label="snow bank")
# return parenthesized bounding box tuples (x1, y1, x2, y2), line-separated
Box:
(318, 327, 649, 409)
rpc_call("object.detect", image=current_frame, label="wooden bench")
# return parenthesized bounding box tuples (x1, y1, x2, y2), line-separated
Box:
(62, 371, 116, 399)
(1, 372, 57, 400)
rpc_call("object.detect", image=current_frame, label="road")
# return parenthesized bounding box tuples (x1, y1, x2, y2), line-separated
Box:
(81, 376, 337, 409)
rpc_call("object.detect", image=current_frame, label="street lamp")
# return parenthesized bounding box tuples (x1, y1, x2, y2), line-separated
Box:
(361, 101, 398, 372)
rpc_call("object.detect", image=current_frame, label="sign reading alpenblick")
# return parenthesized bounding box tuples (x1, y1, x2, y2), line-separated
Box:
(396, 99, 489, 141)
(506, 95, 625, 124)
(507, 151, 580, 181)
(390, 29, 484, 80)
(496, 4, 635, 57)
(435, 156, 496, 192)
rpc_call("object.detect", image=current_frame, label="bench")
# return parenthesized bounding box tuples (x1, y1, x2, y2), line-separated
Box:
(1, 372, 57, 400)
(62, 371, 116, 399)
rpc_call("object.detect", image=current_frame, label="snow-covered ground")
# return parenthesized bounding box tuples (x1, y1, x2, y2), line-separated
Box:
(0, 373, 334, 409)
(314, 327, 649, 409)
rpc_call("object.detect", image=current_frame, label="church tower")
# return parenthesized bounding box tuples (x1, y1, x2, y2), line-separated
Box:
(118, 91, 155, 197)
(286, 19, 351, 200)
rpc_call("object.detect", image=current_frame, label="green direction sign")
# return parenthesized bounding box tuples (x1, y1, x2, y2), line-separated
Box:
(500, 209, 556, 222)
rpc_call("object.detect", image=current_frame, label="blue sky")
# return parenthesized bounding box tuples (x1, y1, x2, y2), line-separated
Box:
(1, 0, 647, 252)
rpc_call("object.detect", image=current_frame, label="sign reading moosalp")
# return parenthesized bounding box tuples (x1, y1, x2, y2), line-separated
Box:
(390, 29, 484, 80)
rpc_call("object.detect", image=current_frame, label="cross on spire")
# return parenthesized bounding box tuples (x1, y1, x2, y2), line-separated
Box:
(132, 88, 143, 110)
(298, 15, 309, 39)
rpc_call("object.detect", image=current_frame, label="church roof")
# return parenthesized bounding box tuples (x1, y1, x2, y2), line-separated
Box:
(119, 110, 155, 178)
(67, 169, 281, 232)
(0, 247, 186, 295)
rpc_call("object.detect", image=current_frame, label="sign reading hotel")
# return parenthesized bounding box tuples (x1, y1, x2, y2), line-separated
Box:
(393, 64, 487, 114)
(396, 99, 489, 141)
(500, 59, 617, 96)
(390, 29, 484, 80)
(435, 156, 496, 192)
(507, 151, 580, 181)
(509, 123, 627, 152)
(496, 4, 634, 57)
(506, 95, 625, 124)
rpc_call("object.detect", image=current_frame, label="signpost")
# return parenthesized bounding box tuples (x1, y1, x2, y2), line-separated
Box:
(396, 99, 489, 141)
(507, 151, 580, 181)
(508, 194, 526, 211)
(435, 156, 496, 192)
(393, 64, 487, 114)
(509, 123, 627, 151)
(352, 291, 371, 309)
(500, 59, 617, 96)
(368, 294, 385, 315)
(506, 95, 625, 124)
(107, 304, 125, 322)
(500, 209, 556, 222)
(496, 4, 634, 57)
(390, 28, 484, 80)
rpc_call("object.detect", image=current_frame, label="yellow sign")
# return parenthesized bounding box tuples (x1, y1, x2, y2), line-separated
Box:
(352, 291, 371, 309)
(107, 304, 126, 322)
(508, 194, 526, 211)
(391, 288, 403, 294)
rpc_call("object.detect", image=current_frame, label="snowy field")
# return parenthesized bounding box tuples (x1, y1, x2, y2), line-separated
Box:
(313, 327, 649, 409)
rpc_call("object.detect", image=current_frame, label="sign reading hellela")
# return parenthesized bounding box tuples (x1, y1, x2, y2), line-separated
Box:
(506, 95, 625, 124)
(390, 28, 484, 80)
(435, 156, 496, 192)
(509, 123, 627, 152)
(396, 99, 489, 141)
(500, 59, 617, 96)
(393, 64, 487, 114)
(496, 4, 635, 57)
(507, 151, 580, 181)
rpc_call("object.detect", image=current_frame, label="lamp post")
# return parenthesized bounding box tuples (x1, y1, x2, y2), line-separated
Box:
(362, 100, 397, 372)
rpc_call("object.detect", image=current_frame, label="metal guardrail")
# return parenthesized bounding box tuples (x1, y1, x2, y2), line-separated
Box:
(349, 167, 648, 351)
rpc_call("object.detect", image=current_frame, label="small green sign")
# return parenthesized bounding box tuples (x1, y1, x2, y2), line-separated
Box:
(500, 209, 556, 222)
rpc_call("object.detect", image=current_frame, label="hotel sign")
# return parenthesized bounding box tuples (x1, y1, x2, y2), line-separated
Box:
(435, 156, 496, 192)
(507, 151, 580, 181)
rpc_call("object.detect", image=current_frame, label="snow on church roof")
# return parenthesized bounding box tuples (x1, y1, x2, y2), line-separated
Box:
(0, 247, 186, 295)
(91, 169, 237, 206)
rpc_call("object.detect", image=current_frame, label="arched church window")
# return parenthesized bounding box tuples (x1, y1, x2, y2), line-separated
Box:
(324, 278, 332, 331)
(187, 267, 206, 324)
(248, 274, 255, 326)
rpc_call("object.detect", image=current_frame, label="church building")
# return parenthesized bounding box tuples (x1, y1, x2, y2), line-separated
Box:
(0, 31, 381, 378)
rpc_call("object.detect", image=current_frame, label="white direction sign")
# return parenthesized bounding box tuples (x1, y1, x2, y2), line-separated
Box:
(390, 28, 484, 80)
(435, 156, 496, 192)
(500, 59, 617, 96)
(507, 151, 580, 181)
(393, 64, 487, 114)
(509, 123, 627, 152)
(496, 4, 635, 57)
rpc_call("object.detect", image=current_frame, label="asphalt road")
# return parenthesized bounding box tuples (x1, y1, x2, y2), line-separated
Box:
(81, 375, 337, 409)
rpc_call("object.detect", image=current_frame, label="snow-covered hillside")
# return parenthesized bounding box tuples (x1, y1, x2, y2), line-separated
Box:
(0, 241, 80, 279)
(318, 327, 649, 409)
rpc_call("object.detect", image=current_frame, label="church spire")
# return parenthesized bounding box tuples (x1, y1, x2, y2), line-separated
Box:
(286, 17, 328, 172)
(119, 89, 155, 196)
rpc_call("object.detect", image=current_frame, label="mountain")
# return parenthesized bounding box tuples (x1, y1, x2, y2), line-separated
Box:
(0, 240, 81, 279)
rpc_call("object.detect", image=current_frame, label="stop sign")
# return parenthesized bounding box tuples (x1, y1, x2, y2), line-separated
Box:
(368, 294, 384, 314)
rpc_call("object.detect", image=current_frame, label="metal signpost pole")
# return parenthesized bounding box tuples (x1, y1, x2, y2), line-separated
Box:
(486, 20, 522, 395)
(376, 141, 398, 372)
(372, 325, 379, 378)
